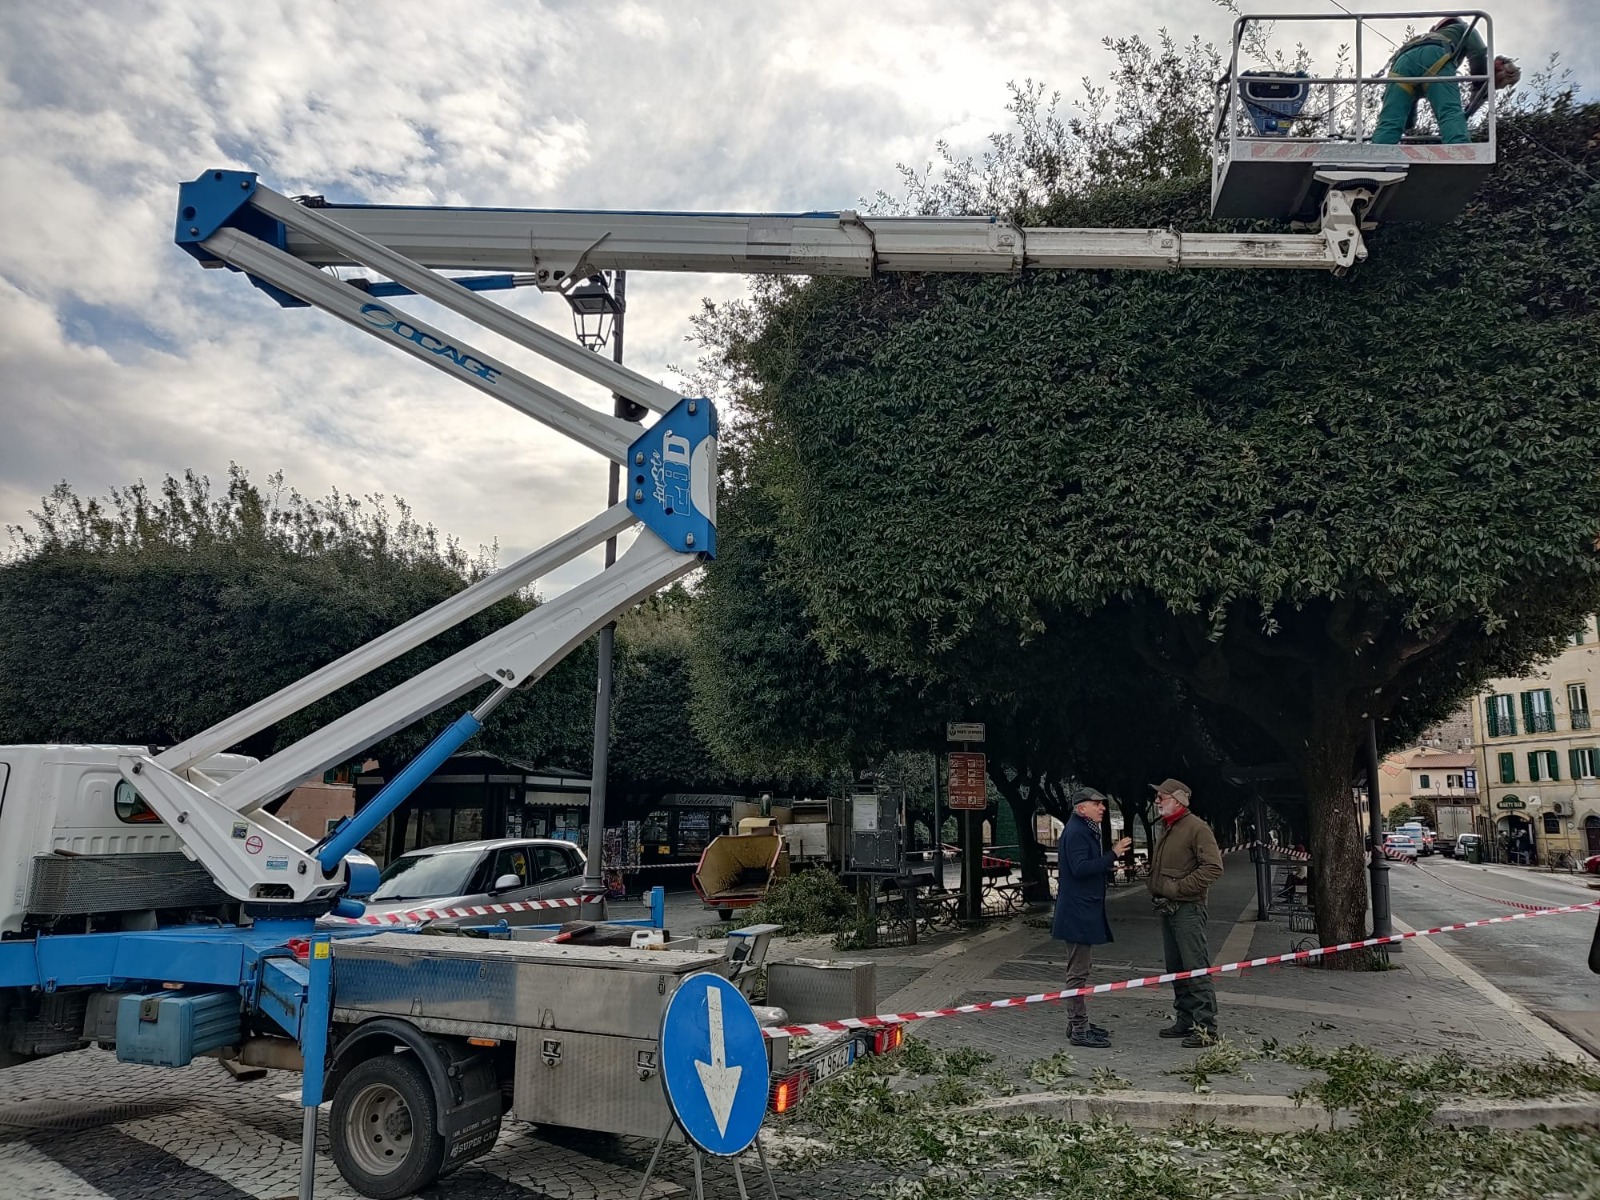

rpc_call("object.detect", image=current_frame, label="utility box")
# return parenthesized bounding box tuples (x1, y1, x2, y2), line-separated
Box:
(116, 990, 241, 1067)
(848, 792, 902, 874)
(767, 958, 876, 1025)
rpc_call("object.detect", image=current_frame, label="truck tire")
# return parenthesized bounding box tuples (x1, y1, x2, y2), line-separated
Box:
(718, 907, 735, 922)
(331, 1052, 449, 1199)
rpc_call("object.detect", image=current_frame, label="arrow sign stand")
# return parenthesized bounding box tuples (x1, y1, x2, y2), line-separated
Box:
(631, 1116, 779, 1200)
(643, 972, 778, 1200)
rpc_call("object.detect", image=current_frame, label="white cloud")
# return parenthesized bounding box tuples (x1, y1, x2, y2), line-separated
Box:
(2, 0, 1592, 588)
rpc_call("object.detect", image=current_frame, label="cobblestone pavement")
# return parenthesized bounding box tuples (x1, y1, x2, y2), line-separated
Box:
(4, 865, 1591, 1198)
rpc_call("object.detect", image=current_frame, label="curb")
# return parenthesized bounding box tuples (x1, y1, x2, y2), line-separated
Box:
(961, 1089, 1600, 1133)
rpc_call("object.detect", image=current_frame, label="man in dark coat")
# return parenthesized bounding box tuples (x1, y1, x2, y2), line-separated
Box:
(1052, 786, 1132, 1047)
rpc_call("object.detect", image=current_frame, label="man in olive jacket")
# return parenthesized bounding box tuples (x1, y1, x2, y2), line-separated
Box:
(1146, 778, 1224, 1046)
(1052, 787, 1131, 1048)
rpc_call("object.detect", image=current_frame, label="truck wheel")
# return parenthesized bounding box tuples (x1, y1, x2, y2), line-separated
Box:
(718, 907, 735, 922)
(331, 1053, 449, 1199)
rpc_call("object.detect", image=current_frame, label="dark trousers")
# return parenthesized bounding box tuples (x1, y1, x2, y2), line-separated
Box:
(1059, 941, 1094, 1029)
(1159, 901, 1217, 1031)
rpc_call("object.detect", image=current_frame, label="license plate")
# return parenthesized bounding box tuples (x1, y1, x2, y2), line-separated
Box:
(808, 1041, 855, 1083)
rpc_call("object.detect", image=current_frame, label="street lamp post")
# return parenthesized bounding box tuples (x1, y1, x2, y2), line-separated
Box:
(1366, 717, 1394, 948)
(564, 272, 644, 905)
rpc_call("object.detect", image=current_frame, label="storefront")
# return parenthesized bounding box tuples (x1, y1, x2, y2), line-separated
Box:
(1494, 795, 1531, 864)
(354, 753, 590, 867)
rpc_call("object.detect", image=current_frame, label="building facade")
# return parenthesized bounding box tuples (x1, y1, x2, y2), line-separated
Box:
(1471, 614, 1600, 864)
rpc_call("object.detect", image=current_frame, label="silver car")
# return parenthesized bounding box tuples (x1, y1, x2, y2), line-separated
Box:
(361, 838, 587, 925)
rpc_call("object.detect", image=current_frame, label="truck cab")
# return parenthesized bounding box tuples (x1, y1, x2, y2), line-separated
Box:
(0, 744, 256, 938)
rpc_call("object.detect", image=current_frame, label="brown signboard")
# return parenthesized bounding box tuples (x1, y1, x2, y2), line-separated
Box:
(947, 752, 988, 810)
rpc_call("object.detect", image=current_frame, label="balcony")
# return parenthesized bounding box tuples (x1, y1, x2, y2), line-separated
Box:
(1573, 711, 1592, 731)
(1527, 713, 1556, 734)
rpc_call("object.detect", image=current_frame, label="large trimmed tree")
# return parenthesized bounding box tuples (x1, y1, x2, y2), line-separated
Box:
(692, 65, 1600, 944)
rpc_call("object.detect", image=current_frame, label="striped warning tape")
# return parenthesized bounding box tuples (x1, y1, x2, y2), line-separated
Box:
(332, 894, 606, 926)
(760, 899, 1600, 1039)
(1416, 861, 1582, 912)
(1225, 841, 1313, 861)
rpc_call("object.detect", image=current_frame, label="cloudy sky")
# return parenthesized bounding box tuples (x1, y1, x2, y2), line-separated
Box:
(3, 1, 1592, 596)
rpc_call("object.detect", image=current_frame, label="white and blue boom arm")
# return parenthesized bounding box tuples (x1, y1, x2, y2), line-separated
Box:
(136, 173, 714, 912)
(148, 166, 1388, 913)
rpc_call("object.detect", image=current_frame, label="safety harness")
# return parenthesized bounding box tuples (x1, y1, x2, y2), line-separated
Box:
(1388, 30, 1465, 96)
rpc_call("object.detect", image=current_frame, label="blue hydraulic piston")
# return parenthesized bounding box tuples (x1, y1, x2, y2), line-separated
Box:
(628, 397, 718, 557)
(315, 710, 483, 872)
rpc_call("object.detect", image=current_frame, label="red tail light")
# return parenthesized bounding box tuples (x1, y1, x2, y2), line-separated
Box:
(873, 1025, 905, 1055)
(770, 1071, 806, 1113)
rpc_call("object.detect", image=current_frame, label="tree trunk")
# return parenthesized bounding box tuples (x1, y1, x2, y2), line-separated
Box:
(988, 764, 1050, 902)
(1297, 718, 1370, 957)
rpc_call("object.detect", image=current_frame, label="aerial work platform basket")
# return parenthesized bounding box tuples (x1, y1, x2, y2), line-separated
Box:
(1212, 11, 1499, 225)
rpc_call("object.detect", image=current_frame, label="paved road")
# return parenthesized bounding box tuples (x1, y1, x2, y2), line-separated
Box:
(1390, 856, 1600, 1014)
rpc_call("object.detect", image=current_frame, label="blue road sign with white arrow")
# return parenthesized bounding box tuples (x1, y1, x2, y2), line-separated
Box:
(659, 972, 769, 1156)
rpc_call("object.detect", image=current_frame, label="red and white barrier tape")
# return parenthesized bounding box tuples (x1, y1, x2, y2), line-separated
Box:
(761, 900, 1600, 1039)
(1223, 841, 1313, 861)
(333, 894, 605, 926)
(1416, 861, 1581, 912)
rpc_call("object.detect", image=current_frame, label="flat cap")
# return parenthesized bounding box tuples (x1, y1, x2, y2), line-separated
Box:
(1149, 778, 1192, 800)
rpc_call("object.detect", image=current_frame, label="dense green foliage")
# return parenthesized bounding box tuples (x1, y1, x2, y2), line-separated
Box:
(0, 468, 596, 767)
(612, 584, 821, 795)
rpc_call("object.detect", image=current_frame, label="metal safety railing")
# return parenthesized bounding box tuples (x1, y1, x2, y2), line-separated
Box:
(1213, 10, 1497, 156)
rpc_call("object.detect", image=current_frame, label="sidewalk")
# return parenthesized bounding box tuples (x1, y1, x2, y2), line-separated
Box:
(793, 859, 1599, 1129)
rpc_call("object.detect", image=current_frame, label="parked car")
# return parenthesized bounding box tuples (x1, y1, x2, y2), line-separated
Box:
(1448, 833, 1484, 861)
(1383, 833, 1421, 858)
(362, 837, 586, 925)
(1395, 822, 1435, 856)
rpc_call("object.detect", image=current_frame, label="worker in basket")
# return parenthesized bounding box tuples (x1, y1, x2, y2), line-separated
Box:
(1372, 16, 1519, 145)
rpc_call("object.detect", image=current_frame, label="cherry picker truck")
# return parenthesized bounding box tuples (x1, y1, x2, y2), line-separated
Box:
(0, 12, 1516, 1198)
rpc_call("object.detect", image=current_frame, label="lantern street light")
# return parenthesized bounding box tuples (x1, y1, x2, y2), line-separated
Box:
(564, 273, 623, 350)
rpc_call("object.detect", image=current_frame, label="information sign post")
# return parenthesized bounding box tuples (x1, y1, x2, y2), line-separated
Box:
(947, 724, 987, 923)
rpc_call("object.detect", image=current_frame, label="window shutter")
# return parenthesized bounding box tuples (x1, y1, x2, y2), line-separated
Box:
(1572, 749, 1584, 779)
(1486, 698, 1499, 738)
(1548, 752, 1560, 781)
(1499, 753, 1515, 784)
(1521, 692, 1534, 731)
(1528, 752, 1541, 782)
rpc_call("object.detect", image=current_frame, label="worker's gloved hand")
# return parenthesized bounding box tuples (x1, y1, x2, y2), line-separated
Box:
(1494, 56, 1521, 89)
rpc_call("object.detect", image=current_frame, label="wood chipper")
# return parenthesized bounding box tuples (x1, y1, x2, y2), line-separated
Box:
(692, 828, 790, 921)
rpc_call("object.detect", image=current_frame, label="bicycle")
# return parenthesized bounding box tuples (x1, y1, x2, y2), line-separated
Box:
(1547, 849, 1578, 874)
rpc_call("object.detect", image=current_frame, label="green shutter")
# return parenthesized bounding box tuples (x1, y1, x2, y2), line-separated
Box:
(1548, 752, 1559, 781)
(1573, 749, 1586, 779)
(1521, 692, 1535, 732)
(1499, 752, 1516, 784)
(1527, 752, 1540, 782)
(1486, 698, 1499, 738)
